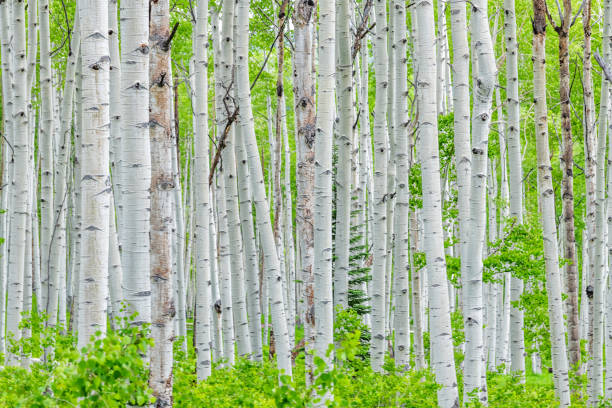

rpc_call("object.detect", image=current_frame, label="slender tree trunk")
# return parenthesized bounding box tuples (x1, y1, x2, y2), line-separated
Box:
(369, 0, 389, 373)
(119, 0, 151, 328)
(334, 0, 352, 312)
(532, 3, 571, 404)
(77, 0, 111, 349)
(6, 0, 30, 364)
(392, 0, 411, 370)
(148, 0, 175, 402)
(292, 0, 316, 383)
(582, 0, 595, 367)
(503, 0, 525, 375)
(39, 0, 55, 325)
(193, 0, 211, 379)
(464, 0, 496, 402)
(237, 128, 263, 361)
(235, 0, 292, 376)
(415, 0, 459, 405)
(312, 0, 335, 391)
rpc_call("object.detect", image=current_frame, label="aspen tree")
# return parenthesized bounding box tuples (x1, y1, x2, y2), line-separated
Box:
(149, 0, 176, 401)
(464, 0, 496, 401)
(77, 0, 111, 349)
(415, 0, 459, 405)
(335, 0, 352, 311)
(236, 129, 263, 361)
(503, 0, 526, 375)
(193, 0, 212, 379)
(39, 0, 55, 323)
(370, 0, 389, 373)
(292, 0, 316, 383)
(532, 1, 571, 403)
(392, 0, 411, 370)
(6, 0, 31, 364)
(235, 0, 292, 376)
(119, 0, 151, 327)
(313, 0, 335, 382)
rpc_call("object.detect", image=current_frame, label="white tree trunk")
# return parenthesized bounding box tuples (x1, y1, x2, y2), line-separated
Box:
(369, 0, 389, 373)
(119, 0, 151, 328)
(532, 5, 571, 404)
(504, 0, 526, 375)
(6, 0, 30, 364)
(392, 0, 411, 371)
(77, 0, 111, 349)
(334, 0, 352, 312)
(313, 0, 336, 390)
(236, 127, 263, 361)
(415, 1, 459, 405)
(463, 0, 496, 401)
(235, 0, 292, 376)
(193, 0, 212, 380)
(39, 0, 55, 325)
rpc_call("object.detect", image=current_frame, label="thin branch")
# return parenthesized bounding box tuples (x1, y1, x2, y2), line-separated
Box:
(594, 50, 612, 82)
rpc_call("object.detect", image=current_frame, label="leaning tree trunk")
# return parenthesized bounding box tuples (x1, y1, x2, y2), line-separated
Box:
(235, 0, 292, 376)
(292, 0, 316, 384)
(415, 0, 459, 406)
(503, 0, 526, 375)
(369, 0, 389, 373)
(463, 0, 496, 402)
(119, 0, 151, 328)
(148, 0, 176, 402)
(532, 2, 571, 404)
(77, 0, 111, 350)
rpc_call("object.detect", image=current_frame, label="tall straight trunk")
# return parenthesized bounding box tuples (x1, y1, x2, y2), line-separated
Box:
(52, 11, 80, 333)
(603, 1, 612, 400)
(109, 0, 123, 247)
(552, 0, 580, 380)
(392, 0, 410, 370)
(292, 0, 316, 383)
(148, 0, 175, 402)
(77, 0, 111, 349)
(6, 0, 30, 364)
(237, 128, 263, 361)
(209, 194, 224, 364)
(503, 0, 525, 375)
(415, 0, 459, 406)
(281, 99, 296, 347)
(369, 0, 389, 373)
(108, 197, 123, 328)
(334, 0, 352, 311)
(219, 0, 251, 358)
(313, 0, 335, 382)
(436, 0, 449, 115)
(487, 160, 498, 371)
(594, 0, 612, 401)
(385, 2, 395, 337)
(449, 0, 471, 342)
(119, 0, 151, 327)
(193, 0, 211, 380)
(582, 0, 595, 375)
(215, 172, 235, 366)
(0, 0, 14, 356)
(235, 0, 292, 376)
(39, 0, 55, 324)
(463, 0, 496, 402)
(532, 2, 571, 404)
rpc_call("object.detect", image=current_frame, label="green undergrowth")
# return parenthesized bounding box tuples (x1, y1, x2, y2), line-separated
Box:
(0, 311, 600, 407)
